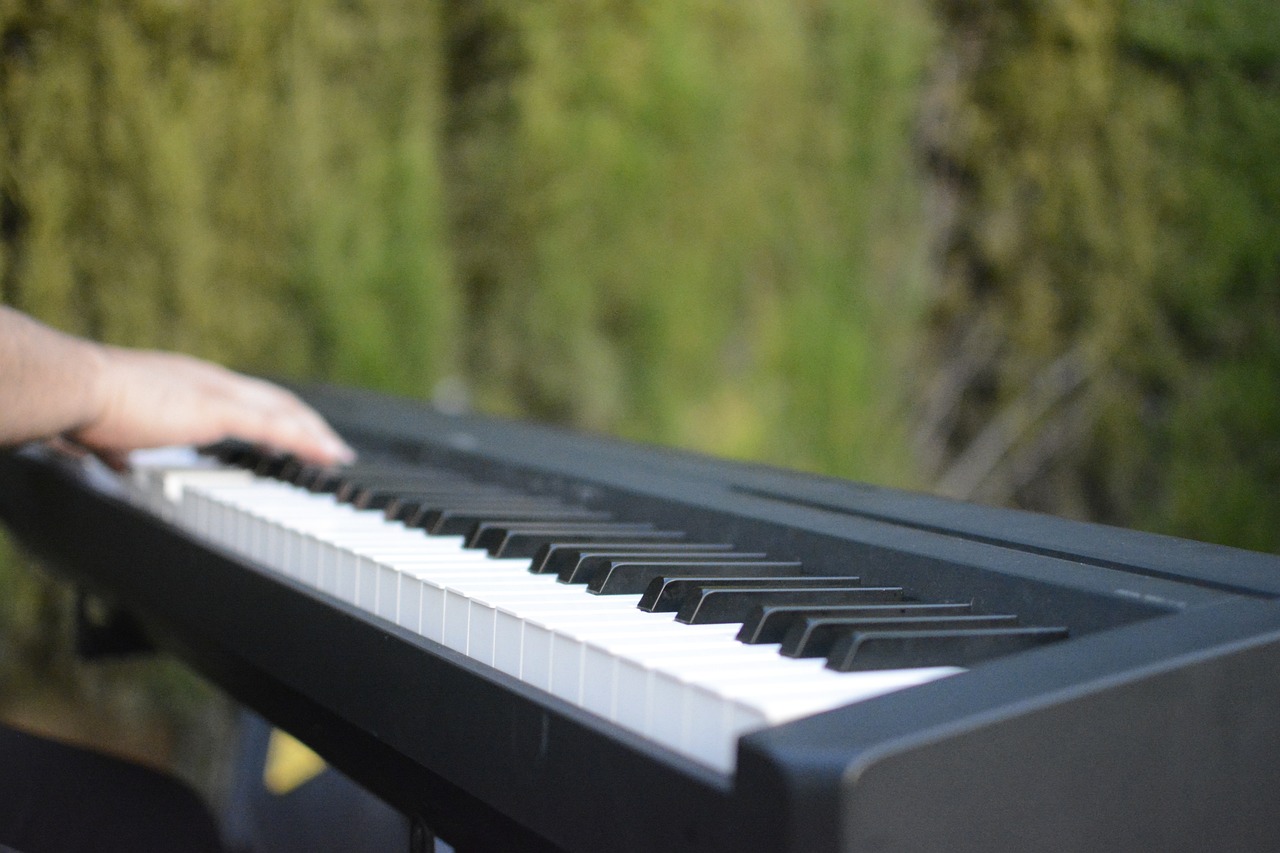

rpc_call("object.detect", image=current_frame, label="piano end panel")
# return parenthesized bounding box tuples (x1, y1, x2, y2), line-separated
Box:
(843, 630, 1280, 853)
(732, 737, 854, 853)
(736, 604, 1280, 853)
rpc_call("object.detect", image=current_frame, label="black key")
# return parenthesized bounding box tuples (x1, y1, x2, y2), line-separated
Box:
(492, 529, 685, 560)
(357, 480, 508, 500)
(826, 626, 1070, 671)
(469, 521, 651, 553)
(281, 458, 320, 484)
(559, 552, 767, 585)
(302, 465, 373, 491)
(354, 487, 459, 511)
(340, 469, 472, 486)
(532, 542, 733, 576)
(306, 469, 349, 492)
(203, 441, 329, 483)
(202, 438, 256, 466)
(422, 507, 611, 537)
(392, 496, 566, 526)
(472, 522, 664, 556)
(334, 473, 459, 501)
(737, 600, 975, 644)
(780, 613, 1019, 658)
(335, 473, 479, 503)
(675, 583, 876, 624)
(588, 561, 804, 595)
(396, 498, 567, 527)
(282, 462, 328, 488)
(205, 438, 280, 470)
(274, 457, 307, 483)
(640, 576, 859, 612)
(304, 463, 407, 493)
(380, 490, 551, 516)
(345, 481, 478, 506)
(252, 453, 296, 478)
(243, 448, 280, 473)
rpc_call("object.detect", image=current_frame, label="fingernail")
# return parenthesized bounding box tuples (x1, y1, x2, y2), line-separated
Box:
(331, 439, 357, 464)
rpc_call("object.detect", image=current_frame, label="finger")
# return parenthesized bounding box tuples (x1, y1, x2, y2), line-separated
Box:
(211, 402, 354, 467)
(177, 366, 351, 464)
(250, 399, 355, 465)
(94, 449, 132, 473)
(45, 435, 90, 460)
(47, 436, 130, 472)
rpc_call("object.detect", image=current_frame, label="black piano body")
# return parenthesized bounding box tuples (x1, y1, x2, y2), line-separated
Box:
(2, 382, 1279, 852)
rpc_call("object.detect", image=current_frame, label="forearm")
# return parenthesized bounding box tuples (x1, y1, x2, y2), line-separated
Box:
(0, 306, 107, 446)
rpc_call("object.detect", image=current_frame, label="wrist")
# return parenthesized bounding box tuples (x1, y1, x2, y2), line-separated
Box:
(70, 339, 115, 436)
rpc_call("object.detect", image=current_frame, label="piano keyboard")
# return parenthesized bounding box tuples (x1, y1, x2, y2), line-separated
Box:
(120, 444, 1065, 774)
(7, 382, 1280, 852)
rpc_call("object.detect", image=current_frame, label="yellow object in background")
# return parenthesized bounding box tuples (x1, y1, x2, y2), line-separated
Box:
(263, 728, 327, 795)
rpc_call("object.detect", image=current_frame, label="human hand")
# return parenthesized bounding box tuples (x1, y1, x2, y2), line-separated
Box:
(68, 347, 355, 468)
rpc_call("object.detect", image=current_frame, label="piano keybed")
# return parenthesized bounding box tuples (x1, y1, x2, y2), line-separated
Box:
(125, 441, 1071, 773)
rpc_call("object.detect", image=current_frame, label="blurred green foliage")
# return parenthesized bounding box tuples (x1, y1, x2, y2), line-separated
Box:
(0, 0, 456, 390)
(444, 0, 933, 486)
(921, 0, 1280, 552)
